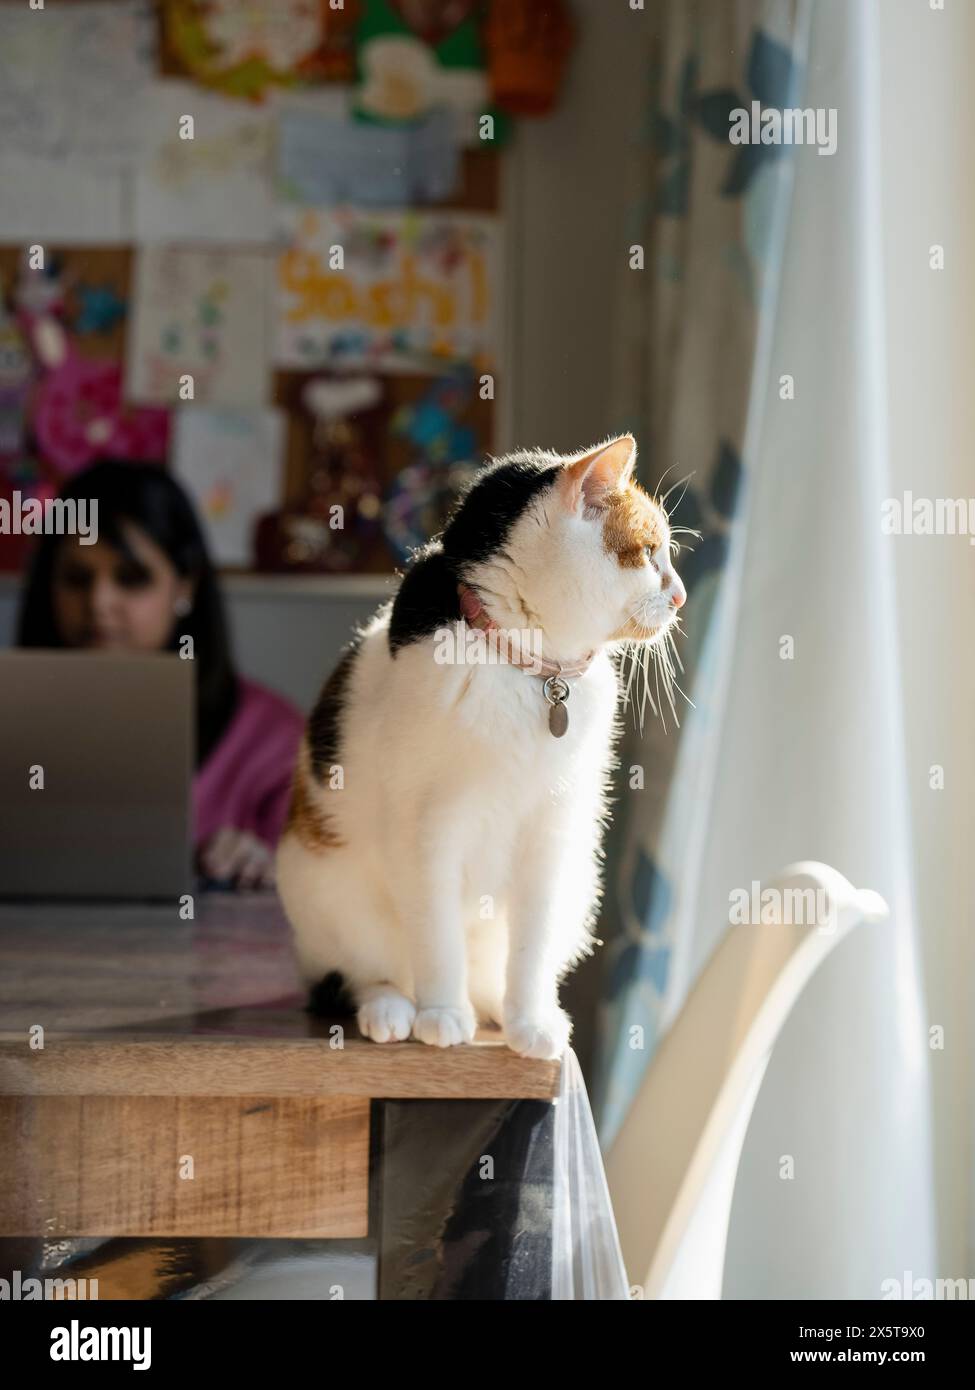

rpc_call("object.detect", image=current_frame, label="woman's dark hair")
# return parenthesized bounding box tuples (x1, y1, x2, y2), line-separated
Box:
(17, 460, 239, 766)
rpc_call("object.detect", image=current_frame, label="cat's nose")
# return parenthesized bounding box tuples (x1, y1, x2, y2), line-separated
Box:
(667, 572, 686, 609)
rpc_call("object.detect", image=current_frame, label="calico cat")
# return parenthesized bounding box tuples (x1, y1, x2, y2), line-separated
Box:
(277, 434, 685, 1059)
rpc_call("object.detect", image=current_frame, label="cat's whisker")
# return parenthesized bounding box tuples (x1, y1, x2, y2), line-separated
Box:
(634, 646, 648, 722)
(652, 461, 682, 500)
(668, 526, 702, 559)
(620, 641, 643, 719)
(671, 678, 695, 711)
(666, 624, 686, 675)
(617, 599, 694, 734)
(643, 642, 656, 730)
(618, 642, 634, 709)
(662, 642, 680, 728)
(658, 472, 695, 511)
(661, 643, 677, 728)
(619, 639, 661, 735)
(664, 629, 695, 713)
(621, 644, 635, 711)
(651, 643, 666, 733)
(636, 647, 648, 733)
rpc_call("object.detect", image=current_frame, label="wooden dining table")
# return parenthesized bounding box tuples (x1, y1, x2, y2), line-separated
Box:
(0, 893, 562, 1300)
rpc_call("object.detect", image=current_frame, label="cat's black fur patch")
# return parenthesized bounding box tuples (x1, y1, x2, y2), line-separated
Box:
(388, 543, 460, 654)
(306, 970, 357, 1018)
(308, 641, 359, 780)
(388, 456, 561, 655)
(441, 455, 560, 566)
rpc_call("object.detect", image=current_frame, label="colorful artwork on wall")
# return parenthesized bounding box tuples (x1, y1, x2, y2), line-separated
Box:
(172, 406, 285, 566)
(7, 254, 169, 479)
(484, 0, 575, 117)
(0, 0, 155, 166)
(353, 0, 491, 140)
(276, 105, 460, 208)
(382, 368, 480, 561)
(126, 246, 271, 408)
(276, 209, 501, 372)
(0, 308, 32, 461)
(161, 0, 358, 101)
(256, 376, 384, 572)
(134, 80, 275, 244)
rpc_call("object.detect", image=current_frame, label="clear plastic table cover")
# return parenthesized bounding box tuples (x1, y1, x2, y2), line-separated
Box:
(552, 1047, 629, 1300)
(1, 1049, 629, 1301)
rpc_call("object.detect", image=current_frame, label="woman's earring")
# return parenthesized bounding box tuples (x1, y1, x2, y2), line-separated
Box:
(173, 596, 192, 617)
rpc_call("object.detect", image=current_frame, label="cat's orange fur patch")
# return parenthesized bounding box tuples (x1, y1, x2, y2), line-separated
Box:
(602, 483, 666, 567)
(286, 756, 343, 853)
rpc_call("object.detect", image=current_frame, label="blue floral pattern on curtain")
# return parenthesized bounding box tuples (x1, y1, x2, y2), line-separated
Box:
(595, 1, 805, 1144)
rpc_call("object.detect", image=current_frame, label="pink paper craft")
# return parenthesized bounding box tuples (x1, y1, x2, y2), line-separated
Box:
(33, 355, 170, 476)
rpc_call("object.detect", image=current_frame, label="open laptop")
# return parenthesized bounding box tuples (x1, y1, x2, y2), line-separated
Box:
(0, 651, 193, 899)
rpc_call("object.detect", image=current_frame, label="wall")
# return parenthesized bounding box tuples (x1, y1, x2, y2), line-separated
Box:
(502, 0, 645, 454)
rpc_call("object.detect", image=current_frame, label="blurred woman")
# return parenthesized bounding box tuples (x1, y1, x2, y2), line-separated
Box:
(17, 460, 304, 889)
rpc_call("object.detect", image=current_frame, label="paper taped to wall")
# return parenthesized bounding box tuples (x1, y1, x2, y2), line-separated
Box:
(127, 246, 272, 408)
(172, 406, 284, 566)
(276, 209, 501, 372)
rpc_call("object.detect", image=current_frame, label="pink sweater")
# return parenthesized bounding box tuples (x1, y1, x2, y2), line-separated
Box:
(193, 678, 305, 850)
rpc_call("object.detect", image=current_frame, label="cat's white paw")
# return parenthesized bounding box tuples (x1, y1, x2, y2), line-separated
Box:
(412, 1004, 477, 1048)
(358, 991, 416, 1043)
(504, 1008, 572, 1060)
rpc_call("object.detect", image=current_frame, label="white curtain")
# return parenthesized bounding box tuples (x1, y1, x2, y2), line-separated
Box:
(614, 0, 938, 1297)
(720, 0, 936, 1297)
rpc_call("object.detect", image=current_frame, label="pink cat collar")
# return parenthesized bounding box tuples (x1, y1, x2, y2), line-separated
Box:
(456, 582, 595, 681)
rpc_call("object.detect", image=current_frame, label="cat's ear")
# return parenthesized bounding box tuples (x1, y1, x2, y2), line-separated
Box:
(560, 435, 637, 513)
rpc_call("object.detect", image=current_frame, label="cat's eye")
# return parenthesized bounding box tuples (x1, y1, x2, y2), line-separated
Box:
(644, 546, 658, 568)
